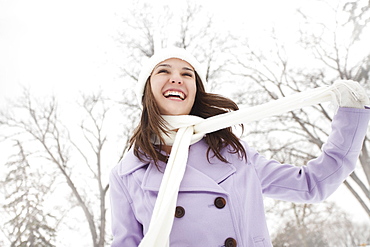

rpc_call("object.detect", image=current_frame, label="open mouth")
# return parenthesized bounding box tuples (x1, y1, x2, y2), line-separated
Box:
(163, 90, 186, 100)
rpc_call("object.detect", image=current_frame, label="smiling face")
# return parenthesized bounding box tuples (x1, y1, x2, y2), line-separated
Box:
(149, 58, 197, 115)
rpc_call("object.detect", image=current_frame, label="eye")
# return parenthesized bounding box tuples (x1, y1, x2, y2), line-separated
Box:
(182, 72, 193, 77)
(157, 69, 169, 74)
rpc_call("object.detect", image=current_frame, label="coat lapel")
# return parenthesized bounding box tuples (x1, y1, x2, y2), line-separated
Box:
(141, 140, 236, 194)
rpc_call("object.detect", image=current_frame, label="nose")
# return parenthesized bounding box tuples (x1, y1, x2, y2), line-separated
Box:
(171, 80, 182, 84)
(170, 73, 183, 85)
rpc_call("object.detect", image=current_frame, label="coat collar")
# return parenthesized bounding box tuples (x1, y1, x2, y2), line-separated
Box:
(118, 140, 236, 194)
(141, 160, 235, 194)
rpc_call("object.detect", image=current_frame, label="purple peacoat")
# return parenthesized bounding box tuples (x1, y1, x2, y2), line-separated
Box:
(109, 107, 370, 247)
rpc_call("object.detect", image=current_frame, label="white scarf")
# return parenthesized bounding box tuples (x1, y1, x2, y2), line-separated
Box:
(138, 82, 360, 247)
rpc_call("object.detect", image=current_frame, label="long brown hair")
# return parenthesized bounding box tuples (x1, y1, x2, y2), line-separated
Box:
(129, 72, 247, 167)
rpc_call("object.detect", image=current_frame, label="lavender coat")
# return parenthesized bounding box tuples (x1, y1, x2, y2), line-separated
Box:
(109, 108, 370, 247)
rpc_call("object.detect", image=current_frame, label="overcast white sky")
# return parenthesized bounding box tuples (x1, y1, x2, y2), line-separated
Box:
(0, 0, 308, 104)
(0, 0, 125, 106)
(0, 0, 368, 243)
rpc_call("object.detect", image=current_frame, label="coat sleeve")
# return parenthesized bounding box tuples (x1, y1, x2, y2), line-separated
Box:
(250, 107, 370, 203)
(109, 166, 143, 246)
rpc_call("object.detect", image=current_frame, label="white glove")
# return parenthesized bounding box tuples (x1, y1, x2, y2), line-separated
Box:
(331, 80, 370, 109)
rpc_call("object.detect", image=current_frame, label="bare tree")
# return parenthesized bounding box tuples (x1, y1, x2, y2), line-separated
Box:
(1, 141, 58, 247)
(0, 89, 116, 247)
(269, 200, 370, 246)
(344, 0, 370, 45)
(230, 0, 370, 218)
(117, 0, 239, 93)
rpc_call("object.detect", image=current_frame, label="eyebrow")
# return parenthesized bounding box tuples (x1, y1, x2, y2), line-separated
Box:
(155, 64, 194, 72)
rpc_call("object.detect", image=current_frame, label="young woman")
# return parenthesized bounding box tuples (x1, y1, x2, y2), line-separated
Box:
(110, 47, 370, 247)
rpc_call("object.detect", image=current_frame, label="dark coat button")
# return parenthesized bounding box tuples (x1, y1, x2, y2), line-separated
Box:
(214, 197, 226, 209)
(225, 237, 237, 247)
(175, 206, 185, 218)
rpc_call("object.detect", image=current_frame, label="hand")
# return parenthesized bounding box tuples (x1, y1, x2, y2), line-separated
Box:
(331, 80, 370, 109)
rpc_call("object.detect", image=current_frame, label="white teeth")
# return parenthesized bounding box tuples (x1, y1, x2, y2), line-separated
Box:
(164, 91, 185, 100)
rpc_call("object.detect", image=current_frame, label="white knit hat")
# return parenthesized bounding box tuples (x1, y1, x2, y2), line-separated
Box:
(136, 47, 208, 105)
